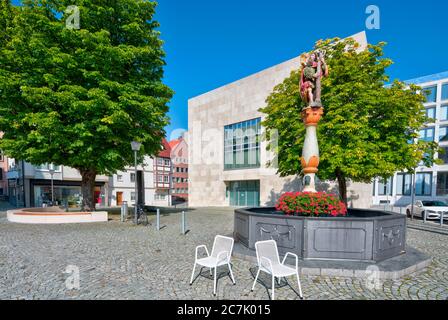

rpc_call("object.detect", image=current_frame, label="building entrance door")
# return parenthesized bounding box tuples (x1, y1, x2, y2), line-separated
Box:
(116, 192, 123, 206)
(229, 180, 260, 207)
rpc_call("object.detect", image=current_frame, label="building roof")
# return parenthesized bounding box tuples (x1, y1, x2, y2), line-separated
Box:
(404, 71, 448, 85)
(168, 138, 182, 149)
(157, 138, 171, 158)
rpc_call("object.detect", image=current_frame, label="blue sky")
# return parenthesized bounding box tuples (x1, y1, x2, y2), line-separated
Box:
(10, 0, 448, 139)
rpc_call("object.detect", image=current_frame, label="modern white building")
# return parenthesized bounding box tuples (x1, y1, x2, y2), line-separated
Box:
(188, 31, 373, 208)
(373, 71, 448, 206)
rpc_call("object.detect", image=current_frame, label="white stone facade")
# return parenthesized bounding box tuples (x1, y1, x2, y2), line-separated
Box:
(188, 32, 373, 208)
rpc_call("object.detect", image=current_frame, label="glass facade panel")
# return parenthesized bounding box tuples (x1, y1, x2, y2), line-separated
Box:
(419, 128, 434, 142)
(396, 173, 411, 195)
(228, 180, 260, 206)
(437, 172, 448, 196)
(224, 118, 261, 170)
(426, 107, 436, 120)
(438, 147, 448, 164)
(378, 178, 393, 196)
(441, 105, 448, 121)
(416, 172, 432, 196)
(442, 83, 448, 102)
(423, 86, 437, 103)
(439, 126, 448, 142)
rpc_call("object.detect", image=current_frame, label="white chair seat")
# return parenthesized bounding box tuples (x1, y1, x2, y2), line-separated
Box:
(196, 256, 228, 268)
(261, 263, 296, 277)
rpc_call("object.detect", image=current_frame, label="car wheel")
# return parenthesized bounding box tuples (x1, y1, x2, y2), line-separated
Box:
(406, 209, 411, 217)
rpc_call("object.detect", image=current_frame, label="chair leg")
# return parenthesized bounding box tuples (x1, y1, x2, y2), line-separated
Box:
(271, 274, 275, 300)
(296, 271, 303, 299)
(228, 263, 236, 284)
(190, 262, 196, 285)
(251, 268, 260, 291)
(213, 267, 217, 296)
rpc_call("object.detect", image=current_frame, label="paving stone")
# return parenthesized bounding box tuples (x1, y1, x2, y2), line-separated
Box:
(0, 205, 447, 300)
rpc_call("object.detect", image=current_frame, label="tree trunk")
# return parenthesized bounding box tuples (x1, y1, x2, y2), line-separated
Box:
(79, 168, 97, 212)
(336, 168, 348, 207)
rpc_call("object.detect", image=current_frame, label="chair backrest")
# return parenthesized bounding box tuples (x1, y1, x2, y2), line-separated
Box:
(210, 235, 234, 259)
(255, 240, 280, 266)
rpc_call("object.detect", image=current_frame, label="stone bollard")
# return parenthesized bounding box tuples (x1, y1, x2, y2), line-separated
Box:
(181, 210, 186, 235)
(121, 201, 128, 222)
(156, 208, 160, 231)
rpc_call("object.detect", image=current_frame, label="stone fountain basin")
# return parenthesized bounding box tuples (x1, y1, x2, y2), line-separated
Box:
(7, 207, 108, 224)
(234, 207, 406, 263)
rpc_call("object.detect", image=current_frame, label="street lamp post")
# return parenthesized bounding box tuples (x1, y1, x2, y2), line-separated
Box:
(131, 141, 142, 224)
(49, 164, 55, 206)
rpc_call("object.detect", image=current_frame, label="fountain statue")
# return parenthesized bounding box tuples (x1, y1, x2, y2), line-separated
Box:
(299, 49, 328, 192)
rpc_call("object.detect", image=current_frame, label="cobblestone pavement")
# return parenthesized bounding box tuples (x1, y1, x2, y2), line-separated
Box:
(0, 206, 447, 300)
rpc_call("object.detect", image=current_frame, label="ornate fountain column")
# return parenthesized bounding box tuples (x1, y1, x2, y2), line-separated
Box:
(299, 49, 328, 193)
(301, 107, 323, 192)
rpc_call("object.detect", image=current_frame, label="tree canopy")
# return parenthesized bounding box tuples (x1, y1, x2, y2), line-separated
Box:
(0, 0, 173, 210)
(260, 38, 438, 204)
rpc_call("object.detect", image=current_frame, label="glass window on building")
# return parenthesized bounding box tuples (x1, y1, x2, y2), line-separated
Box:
(34, 185, 82, 207)
(419, 128, 435, 142)
(426, 107, 436, 120)
(35, 163, 61, 171)
(438, 147, 448, 164)
(439, 126, 448, 142)
(416, 172, 432, 196)
(423, 86, 437, 103)
(378, 177, 393, 196)
(441, 105, 448, 121)
(396, 173, 412, 195)
(442, 83, 448, 102)
(164, 159, 170, 166)
(437, 172, 448, 196)
(130, 172, 136, 182)
(224, 118, 261, 170)
(117, 174, 123, 182)
(131, 192, 135, 201)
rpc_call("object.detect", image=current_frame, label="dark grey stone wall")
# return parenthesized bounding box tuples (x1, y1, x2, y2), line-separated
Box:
(234, 208, 407, 263)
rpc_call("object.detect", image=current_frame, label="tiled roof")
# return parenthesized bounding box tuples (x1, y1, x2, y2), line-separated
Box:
(157, 138, 171, 158)
(169, 139, 181, 149)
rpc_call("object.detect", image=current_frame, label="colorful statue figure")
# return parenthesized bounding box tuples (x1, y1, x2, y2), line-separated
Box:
(299, 49, 328, 193)
(299, 50, 328, 108)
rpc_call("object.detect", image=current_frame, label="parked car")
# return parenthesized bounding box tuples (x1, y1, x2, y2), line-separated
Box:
(406, 200, 448, 220)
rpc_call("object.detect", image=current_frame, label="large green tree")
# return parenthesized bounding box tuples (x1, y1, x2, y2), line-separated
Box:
(0, 0, 14, 46)
(0, 0, 173, 210)
(261, 38, 438, 205)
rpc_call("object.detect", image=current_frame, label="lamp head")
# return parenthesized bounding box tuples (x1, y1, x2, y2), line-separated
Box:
(131, 141, 142, 152)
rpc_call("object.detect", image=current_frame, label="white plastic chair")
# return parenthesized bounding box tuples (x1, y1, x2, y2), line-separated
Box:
(190, 235, 236, 295)
(251, 240, 303, 300)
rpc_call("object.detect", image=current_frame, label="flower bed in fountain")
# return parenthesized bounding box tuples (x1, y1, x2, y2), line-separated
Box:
(275, 192, 347, 217)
